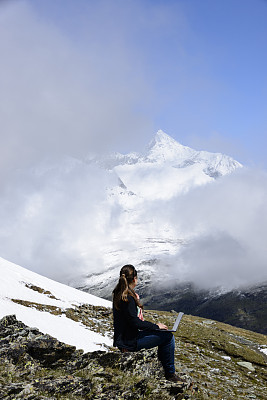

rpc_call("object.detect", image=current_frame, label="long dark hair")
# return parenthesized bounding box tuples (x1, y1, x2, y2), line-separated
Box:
(112, 264, 143, 311)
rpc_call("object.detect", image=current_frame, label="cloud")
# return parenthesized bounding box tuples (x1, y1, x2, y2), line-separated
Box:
(0, 1, 154, 180)
(150, 167, 267, 290)
(0, 158, 120, 281)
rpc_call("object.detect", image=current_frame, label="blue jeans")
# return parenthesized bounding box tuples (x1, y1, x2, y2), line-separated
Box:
(137, 330, 175, 375)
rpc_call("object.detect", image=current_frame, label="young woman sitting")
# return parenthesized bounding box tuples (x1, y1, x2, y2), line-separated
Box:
(112, 264, 184, 382)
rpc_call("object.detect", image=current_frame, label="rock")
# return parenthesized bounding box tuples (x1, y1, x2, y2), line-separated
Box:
(221, 355, 231, 360)
(26, 337, 76, 367)
(237, 361, 255, 372)
(202, 320, 214, 325)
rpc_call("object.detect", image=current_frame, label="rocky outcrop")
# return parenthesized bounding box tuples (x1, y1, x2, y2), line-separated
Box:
(0, 315, 190, 400)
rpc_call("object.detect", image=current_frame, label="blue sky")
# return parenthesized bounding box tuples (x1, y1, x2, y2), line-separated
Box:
(1, 0, 267, 170)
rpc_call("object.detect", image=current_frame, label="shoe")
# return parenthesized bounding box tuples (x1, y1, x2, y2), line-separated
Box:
(165, 373, 187, 384)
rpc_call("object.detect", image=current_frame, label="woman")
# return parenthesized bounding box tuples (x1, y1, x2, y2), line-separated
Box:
(112, 264, 182, 382)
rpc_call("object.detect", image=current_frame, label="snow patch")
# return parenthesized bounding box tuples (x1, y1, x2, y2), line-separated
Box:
(0, 257, 112, 352)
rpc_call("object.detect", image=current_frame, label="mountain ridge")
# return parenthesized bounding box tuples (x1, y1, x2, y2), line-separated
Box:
(89, 130, 242, 175)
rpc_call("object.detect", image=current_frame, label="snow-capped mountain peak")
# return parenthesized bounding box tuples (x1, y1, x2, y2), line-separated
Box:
(149, 130, 181, 148)
(86, 130, 241, 180)
(109, 130, 242, 201)
(146, 130, 194, 163)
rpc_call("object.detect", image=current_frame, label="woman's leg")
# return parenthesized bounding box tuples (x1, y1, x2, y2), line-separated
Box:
(157, 333, 175, 376)
(137, 330, 175, 375)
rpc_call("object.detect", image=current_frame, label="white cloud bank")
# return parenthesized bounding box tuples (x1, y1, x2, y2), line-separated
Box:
(1, 158, 267, 291)
(151, 167, 267, 289)
(0, 159, 119, 281)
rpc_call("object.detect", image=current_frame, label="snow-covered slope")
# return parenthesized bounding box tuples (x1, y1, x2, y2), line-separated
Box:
(0, 257, 112, 352)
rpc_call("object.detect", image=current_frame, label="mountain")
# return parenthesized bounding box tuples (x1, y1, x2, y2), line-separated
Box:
(75, 130, 243, 289)
(92, 130, 241, 172)
(142, 281, 267, 335)
(0, 257, 266, 399)
(90, 130, 242, 201)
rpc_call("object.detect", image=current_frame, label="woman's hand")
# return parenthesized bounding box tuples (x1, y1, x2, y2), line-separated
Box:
(157, 322, 168, 330)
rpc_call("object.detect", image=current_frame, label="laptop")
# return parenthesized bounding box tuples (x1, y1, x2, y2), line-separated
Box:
(157, 312, 184, 332)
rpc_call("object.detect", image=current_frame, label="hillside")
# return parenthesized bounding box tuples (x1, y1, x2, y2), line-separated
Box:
(0, 257, 112, 352)
(0, 258, 267, 399)
(1, 309, 266, 399)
